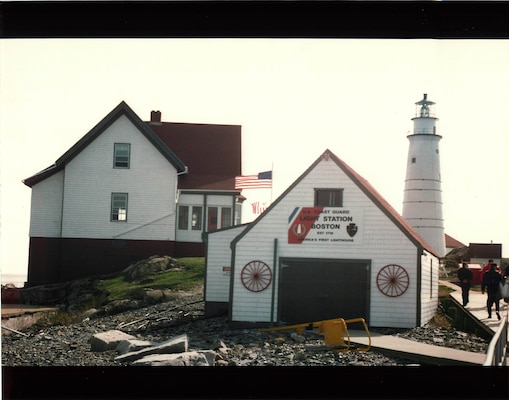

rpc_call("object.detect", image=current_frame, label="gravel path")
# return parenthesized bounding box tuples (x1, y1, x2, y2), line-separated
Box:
(2, 292, 489, 367)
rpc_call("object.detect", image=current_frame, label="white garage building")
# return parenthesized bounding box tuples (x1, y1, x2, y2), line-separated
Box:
(205, 149, 439, 329)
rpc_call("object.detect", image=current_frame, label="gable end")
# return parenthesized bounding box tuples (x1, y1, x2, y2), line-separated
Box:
(231, 149, 437, 257)
(23, 101, 187, 187)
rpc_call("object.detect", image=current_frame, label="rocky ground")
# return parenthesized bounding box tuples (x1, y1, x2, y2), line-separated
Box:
(2, 289, 489, 367)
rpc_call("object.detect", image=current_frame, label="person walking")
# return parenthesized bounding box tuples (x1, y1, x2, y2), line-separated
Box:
(481, 259, 502, 279)
(481, 259, 494, 274)
(457, 262, 473, 306)
(481, 263, 503, 320)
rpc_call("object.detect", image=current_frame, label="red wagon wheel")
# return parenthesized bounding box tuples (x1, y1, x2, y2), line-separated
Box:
(376, 264, 409, 297)
(241, 260, 272, 292)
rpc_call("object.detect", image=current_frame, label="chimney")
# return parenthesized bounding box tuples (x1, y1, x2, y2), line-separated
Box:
(150, 110, 162, 125)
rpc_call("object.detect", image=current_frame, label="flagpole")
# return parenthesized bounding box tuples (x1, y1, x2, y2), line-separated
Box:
(271, 161, 273, 203)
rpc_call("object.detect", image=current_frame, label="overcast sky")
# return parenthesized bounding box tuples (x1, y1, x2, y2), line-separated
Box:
(1, 38, 508, 279)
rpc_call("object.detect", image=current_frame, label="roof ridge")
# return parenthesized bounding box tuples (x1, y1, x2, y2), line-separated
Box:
(23, 101, 186, 187)
(232, 148, 438, 257)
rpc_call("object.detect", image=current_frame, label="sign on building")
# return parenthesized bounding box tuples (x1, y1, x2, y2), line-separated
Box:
(288, 207, 363, 244)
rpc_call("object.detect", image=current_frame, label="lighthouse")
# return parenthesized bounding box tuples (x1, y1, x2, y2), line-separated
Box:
(402, 94, 446, 257)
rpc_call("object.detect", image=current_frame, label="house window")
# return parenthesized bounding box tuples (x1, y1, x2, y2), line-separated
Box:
(111, 193, 128, 221)
(114, 143, 130, 168)
(411, 157, 416, 163)
(221, 207, 232, 228)
(179, 205, 230, 231)
(178, 206, 189, 230)
(178, 205, 203, 230)
(206, 207, 232, 231)
(315, 189, 343, 207)
(235, 204, 242, 225)
(191, 206, 203, 231)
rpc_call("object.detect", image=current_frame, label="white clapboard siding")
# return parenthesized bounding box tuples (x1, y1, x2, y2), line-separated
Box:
(29, 170, 65, 237)
(61, 115, 178, 240)
(205, 224, 249, 302)
(206, 194, 237, 206)
(228, 155, 437, 328)
(420, 251, 440, 325)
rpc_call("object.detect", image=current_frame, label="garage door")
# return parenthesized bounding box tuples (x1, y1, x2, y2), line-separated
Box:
(278, 258, 370, 325)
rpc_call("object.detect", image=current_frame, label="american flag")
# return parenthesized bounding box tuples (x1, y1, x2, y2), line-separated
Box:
(235, 171, 272, 189)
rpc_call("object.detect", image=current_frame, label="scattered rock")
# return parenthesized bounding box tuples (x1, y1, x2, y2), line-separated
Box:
(98, 299, 143, 316)
(132, 350, 214, 366)
(82, 308, 99, 319)
(116, 339, 156, 355)
(143, 289, 164, 305)
(2, 291, 490, 367)
(394, 326, 488, 354)
(89, 330, 136, 352)
(114, 334, 189, 363)
(290, 332, 306, 342)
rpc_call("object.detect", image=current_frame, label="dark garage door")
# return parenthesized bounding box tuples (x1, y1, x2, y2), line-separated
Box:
(278, 259, 370, 325)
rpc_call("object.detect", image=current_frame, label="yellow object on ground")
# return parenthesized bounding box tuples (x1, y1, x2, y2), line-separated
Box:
(259, 317, 371, 352)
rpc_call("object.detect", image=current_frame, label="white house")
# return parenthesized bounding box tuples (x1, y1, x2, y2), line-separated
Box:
(205, 149, 440, 329)
(23, 101, 243, 286)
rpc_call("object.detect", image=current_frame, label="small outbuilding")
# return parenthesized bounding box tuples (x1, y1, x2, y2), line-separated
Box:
(205, 149, 440, 329)
(468, 243, 502, 267)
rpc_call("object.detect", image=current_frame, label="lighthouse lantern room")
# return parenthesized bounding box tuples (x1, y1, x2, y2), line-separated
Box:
(412, 93, 437, 134)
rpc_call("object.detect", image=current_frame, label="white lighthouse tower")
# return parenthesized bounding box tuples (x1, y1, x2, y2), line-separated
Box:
(402, 93, 446, 257)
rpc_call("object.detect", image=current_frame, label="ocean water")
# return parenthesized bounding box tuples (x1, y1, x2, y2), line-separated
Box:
(1, 273, 27, 288)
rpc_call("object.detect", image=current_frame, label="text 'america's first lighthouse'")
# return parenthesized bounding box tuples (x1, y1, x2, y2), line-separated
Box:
(402, 94, 446, 257)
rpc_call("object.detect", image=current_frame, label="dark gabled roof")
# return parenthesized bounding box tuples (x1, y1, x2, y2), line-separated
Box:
(147, 121, 242, 191)
(232, 148, 438, 257)
(23, 101, 187, 187)
(468, 243, 502, 259)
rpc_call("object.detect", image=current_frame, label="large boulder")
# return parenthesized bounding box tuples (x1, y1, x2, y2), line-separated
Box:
(122, 255, 180, 282)
(20, 278, 108, 311)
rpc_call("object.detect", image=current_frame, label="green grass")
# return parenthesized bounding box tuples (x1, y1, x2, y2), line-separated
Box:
(98, 257, 205, 302)
(438, 284, 455, 298)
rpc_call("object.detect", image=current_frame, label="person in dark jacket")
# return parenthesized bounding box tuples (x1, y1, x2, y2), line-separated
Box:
(481, 259, 502, 281)
(457, 262, 473, 306)
(481, 263, 503, 320)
